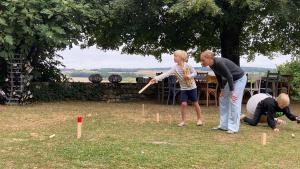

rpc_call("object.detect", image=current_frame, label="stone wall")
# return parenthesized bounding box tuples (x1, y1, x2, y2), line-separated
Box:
(30, 82, 157, 102)
(100, 83, 156, 102)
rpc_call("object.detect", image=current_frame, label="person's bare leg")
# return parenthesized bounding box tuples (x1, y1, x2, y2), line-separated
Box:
(178, 102, 188, 126)
(193, 101, 203, 125)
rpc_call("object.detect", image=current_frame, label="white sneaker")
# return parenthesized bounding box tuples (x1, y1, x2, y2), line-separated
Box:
(226, 130, 236, 134)
(196, 120, 203, 126)
(177, 122, 186, 127)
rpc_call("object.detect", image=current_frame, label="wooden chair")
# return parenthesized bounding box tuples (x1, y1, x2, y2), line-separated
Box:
(195, 72, 208, 101)
(156, 72, 169, 103)
(166, 75, 181, 105)
(206, 75, 219, 107)
(261, 71, 280, 97)
(244, 74, 261, 96)
(278, 75, 293, 95)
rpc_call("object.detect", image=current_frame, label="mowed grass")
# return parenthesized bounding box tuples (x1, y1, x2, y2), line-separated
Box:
(0, 101, 300, 169)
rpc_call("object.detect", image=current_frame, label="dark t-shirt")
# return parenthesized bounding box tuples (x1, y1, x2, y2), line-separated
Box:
(209, 57, 244, 91)
(258, 97, 297, 128)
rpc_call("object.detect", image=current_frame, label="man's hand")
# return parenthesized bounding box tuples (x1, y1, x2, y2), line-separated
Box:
(219, 90, 224, 97)
(149, 79, 157, 85)
(273, 128, 280, 132)
(231, 91, 238, 103)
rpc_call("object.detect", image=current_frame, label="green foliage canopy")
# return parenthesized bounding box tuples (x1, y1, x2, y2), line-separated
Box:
(0, 0, 92, 58)
(278, 59, 300, 99)
(0, 0, 93, 81)
(83, 0, 300, 64)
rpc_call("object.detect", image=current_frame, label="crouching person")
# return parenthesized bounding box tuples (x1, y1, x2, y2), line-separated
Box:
(241, 93, 300, 132)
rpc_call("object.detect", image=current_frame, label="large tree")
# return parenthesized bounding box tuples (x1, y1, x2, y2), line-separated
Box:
(84, 0, 300, 65)
(0, 0, 91, 82)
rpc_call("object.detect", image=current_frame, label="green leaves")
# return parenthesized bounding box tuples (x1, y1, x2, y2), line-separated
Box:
(277, 59, 300, 98)
(52, 26, 66, 35)
(4, 35, 14, 45)
(245, 0, 263, 10)
(169, 0, 221, 18)
(0, 0, 91, 59)
(0, 0, 89, 82)
(0, 18, 7, 26)
(0, 0, 298, 64)
(83, 0, 299, 62)
(40, 9, 54, 18)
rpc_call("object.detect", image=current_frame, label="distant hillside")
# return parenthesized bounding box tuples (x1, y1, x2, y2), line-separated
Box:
(62, 67, 275, 78)
(241, 67, 276, 72)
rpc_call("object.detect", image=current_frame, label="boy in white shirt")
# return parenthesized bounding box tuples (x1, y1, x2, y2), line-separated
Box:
(150, 50, 203, 126)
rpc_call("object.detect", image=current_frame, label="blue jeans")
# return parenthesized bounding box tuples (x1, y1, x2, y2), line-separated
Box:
(219, 75, 247, 132)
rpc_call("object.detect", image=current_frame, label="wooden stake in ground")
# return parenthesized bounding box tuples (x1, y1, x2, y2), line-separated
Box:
(49, 134, 55, 139)
(77, 116, 83, 139)
(142, 104, 145, 116)
(138, 82, 152, 94)
(141, 104, 145, 123)
(262, 133, 267, 145)
(156, 113, 160, 123)
(168, 114, 172, 124)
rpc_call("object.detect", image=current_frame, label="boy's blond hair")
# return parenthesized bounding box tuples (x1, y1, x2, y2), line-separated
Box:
(174, 50, 188, 62)
(276, 93, 290, 107)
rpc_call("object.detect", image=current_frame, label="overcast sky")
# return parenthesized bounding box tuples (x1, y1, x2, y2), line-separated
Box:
(57, 46, 291, 69)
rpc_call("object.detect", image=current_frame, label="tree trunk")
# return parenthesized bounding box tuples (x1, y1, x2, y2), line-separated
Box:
(215, 0, 249, 66)
(220, 24, 242, 66)
(0, 57, 8, 86)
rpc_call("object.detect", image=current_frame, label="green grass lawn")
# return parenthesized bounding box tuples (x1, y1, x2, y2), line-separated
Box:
(0, 102, 299, 169)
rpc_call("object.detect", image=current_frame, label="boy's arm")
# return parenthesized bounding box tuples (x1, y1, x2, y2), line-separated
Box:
(284, 107, 297, 121)
(267, 106, 277, 129)
(154, 67, 175, 81)
(188, 65, 197, 79)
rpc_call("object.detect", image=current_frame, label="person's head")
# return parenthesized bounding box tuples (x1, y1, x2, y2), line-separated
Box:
(200, 50, 215, 67)
(173, 50, 188, 64)
(276, 93, 290, 109)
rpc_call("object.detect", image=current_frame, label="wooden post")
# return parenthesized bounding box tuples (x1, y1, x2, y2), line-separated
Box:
(156, 113, 160, 123)
(142, 104, 145, 116)
(168, 114, 172, 124)
(77, 116, 83, 139)
(262, 133, 267, 145)
(49, 134, 55, 138)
